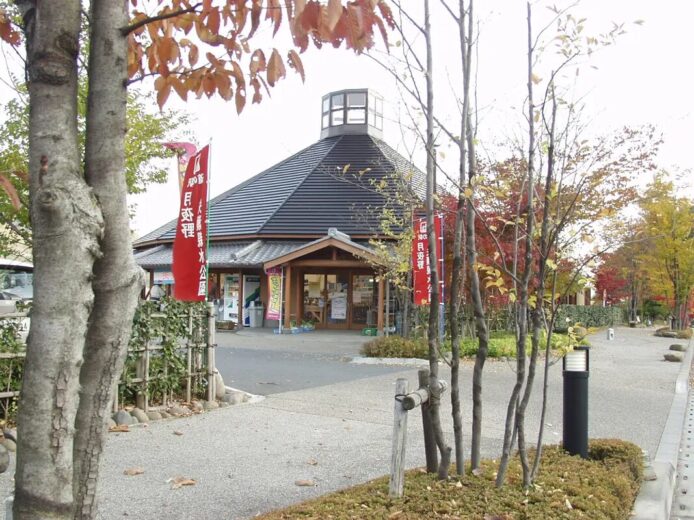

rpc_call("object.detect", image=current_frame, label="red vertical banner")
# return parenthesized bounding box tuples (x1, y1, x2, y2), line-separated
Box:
(412, 214, 443, 306)
(173, 145, 209, 301)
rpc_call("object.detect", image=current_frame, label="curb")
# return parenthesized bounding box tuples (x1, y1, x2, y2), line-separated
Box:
(632, 335, 693, 520)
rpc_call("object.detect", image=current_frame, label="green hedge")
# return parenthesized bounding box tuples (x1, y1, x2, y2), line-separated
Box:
(554, 304, 623, 331)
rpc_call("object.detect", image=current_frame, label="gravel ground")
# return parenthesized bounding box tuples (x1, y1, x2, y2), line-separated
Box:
(0, 326, 684, 519)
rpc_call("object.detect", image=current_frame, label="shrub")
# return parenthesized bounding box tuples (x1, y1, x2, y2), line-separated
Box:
(258, 439, 643, 520)
(360, 336, 429, 359)
(362, 331, 580, 360)
(555, 304, 623, 331)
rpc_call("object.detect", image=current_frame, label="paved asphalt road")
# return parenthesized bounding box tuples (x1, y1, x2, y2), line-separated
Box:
(215, 328, 408, 395)
(0, 326, 684, 520)
(216, 346, 406, 395)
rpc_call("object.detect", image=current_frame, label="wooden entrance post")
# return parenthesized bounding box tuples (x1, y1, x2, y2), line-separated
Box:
(283, 264, 292, 330)
(377, 277, 384, 334)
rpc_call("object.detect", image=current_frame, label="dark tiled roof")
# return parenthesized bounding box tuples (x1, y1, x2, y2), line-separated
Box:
(134, 133, 424, 245)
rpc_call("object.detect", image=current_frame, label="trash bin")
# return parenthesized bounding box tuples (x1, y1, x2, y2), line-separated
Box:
(249, 304, 264, 328)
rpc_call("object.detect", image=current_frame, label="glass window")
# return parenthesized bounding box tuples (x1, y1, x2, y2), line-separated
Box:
(322, 113, 329, 129)
(375, 114, 383, 130)
(375, 97, 383, 113)
(332, 109, 344, 126)
(322, 97, 330, 113)
(347, 92, 366, 108)
(331, 93, 344, 109)
(347, 108, 366, 124)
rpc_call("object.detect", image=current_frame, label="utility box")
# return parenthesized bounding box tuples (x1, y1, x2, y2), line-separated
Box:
(249, 304, 264, 328)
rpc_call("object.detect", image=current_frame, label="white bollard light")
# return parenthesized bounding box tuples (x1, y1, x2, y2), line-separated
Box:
(607, 328, 615, 341)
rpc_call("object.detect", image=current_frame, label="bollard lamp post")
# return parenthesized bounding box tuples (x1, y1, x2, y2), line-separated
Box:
(563, 346, 590, 458)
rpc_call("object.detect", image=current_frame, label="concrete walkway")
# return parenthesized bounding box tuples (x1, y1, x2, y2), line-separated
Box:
(0, 326, 686, 519)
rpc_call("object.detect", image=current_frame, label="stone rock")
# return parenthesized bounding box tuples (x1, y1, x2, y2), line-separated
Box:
(159, 411, 171, 419)
(131, 408, 149, 423)
(113, 410, 133, 426)
(670, 344, 688, 352)
(655, 328, 678, 338)
(0, 438, 16, 452)
(203, 400, 219, 411)
(214, 371, 226, 400)
(167, 406, 190, 417)
(190, 401, 204, 413)
(146, 411, 162, 421)
(222, 391, 246, 405)
(664, 352, 684, 362)
(219, 401, 230, 407)
(0, 445, 8, 474)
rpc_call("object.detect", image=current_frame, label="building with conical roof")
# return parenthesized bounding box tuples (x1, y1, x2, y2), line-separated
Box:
(134, 89, 423, 332)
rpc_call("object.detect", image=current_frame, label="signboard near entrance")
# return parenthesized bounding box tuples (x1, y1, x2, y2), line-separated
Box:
(265, 268, 282, 320)
(412, 215, 443, 305)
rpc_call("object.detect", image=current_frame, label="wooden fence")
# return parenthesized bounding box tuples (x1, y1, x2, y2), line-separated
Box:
(0, 302, 217, 419)
(113, 301, 217, 413)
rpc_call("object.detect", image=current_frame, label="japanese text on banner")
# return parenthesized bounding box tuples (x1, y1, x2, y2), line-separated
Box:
(172, 145, 209, 301)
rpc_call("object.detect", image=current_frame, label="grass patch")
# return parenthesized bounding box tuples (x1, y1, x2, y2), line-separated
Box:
(361, 332, 587, 360)
(258, 439, 642, 520)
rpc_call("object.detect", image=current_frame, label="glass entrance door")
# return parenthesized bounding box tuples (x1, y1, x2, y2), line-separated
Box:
(351, 274, 375, 326)
(325, 273, 349, 328)
(302, 274, 325, 327)
(302, 272, 350, 329)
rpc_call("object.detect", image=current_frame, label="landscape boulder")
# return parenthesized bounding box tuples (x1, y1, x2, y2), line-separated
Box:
(664, 352, 684, 362)
(670, 344, 688, 352)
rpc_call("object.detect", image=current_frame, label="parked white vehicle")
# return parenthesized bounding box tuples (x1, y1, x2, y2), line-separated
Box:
(0, 259, 33, 340)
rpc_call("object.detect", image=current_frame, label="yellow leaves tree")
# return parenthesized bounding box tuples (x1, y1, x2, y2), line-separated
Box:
(638, 174, 694, 329)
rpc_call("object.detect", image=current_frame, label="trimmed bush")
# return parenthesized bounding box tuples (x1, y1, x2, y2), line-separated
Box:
(360, 336, 429, 359)
(555, 304, 623, 331)
(361, 332, 582, 360)
(258, 439, 643, 520)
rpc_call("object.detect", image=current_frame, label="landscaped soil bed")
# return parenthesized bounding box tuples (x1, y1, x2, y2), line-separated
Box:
(259, 440, 642, 519)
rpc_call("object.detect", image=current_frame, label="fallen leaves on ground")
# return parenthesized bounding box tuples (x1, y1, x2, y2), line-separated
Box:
(173, 430, 184, 436)
(306, 459, 318, 466)
(109, 425, 129, 433)
(295, 479, 316, 487)
(123, 467, 144, 476)
(167, 476, 196, 489)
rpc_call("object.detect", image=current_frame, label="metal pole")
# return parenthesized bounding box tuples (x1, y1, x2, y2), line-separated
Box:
(206, 302, 216, 402)
(563, 347, 589, 458)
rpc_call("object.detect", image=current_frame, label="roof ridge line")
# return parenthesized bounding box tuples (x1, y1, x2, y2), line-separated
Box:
(256, 134, 344, 234)
(135, 138, 342, 245)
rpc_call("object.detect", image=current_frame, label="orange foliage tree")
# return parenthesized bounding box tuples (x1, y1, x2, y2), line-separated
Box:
(0, 2, 392, 518)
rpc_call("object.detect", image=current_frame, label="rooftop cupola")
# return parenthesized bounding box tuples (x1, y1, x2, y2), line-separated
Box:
(320, 88, 384, 140)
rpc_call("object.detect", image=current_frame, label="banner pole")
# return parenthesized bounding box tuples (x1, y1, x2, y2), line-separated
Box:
(205, 140, 212, 300)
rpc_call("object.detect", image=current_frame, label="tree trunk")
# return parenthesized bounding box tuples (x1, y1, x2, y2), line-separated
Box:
(72, 2, 144, 518)
(423, 0, 451, 479)
(14, 2, 104, 518)
(496, 1, 535, 489)
(467, 192, 489, 470)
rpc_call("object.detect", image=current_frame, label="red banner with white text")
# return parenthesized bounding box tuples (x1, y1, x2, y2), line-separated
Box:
(412, 214, 444, 306)
(173, 145, 209, 301)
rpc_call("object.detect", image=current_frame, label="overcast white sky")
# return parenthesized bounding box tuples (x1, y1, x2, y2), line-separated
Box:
(129, 1, 694, 237)
(4, 1, 688, 238)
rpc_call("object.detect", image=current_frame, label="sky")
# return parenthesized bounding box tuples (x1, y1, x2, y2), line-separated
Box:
(3, 2, 691, 238)
(128, 1, 694, 238)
